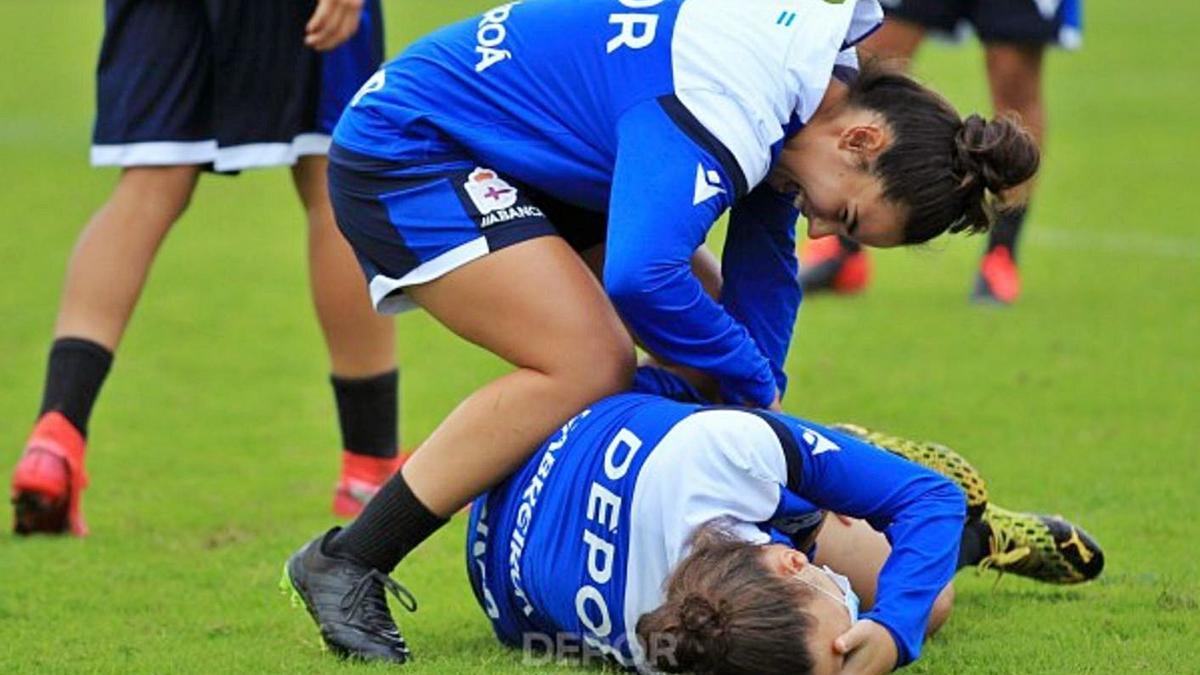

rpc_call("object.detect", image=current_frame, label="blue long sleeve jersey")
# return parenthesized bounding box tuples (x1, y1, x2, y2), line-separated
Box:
(334, 0, 883, 406)
(467, 393, 965, 670)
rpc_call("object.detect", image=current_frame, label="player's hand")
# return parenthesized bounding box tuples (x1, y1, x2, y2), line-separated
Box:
(836, 620, 898, 675)
(306, 0, 364, 52)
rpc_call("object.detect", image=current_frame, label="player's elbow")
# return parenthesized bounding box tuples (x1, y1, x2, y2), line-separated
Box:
(603, 268, 650, 312)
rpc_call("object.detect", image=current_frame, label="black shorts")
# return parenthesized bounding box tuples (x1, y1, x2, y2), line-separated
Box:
(882, 0, 1082, 48)
(91, 0, 383, 171)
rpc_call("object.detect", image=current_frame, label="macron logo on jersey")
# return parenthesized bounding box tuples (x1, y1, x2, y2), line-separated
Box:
(693, 164, 725, 206)
(802, 428, 842, 456)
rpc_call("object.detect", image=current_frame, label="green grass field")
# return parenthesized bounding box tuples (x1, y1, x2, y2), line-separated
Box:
(1, 1, 1197, 672)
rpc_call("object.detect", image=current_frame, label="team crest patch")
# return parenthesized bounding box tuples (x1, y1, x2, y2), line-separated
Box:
(464, 168, 519, 215)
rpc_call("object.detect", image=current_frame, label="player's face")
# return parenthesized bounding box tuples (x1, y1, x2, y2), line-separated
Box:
(770, 114, 909, 248)
(760, 544, 854, 675)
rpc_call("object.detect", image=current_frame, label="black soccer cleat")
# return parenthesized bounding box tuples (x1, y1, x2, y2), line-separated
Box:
(977, 504, 1105, 585)
(280, 528, 417, 663)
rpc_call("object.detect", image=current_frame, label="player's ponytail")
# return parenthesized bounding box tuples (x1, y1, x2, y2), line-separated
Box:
(847, 62, 1040, 244)
(635, 523, 816, 675)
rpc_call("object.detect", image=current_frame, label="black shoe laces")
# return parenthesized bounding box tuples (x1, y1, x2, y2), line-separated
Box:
(340, 569, 418, 629)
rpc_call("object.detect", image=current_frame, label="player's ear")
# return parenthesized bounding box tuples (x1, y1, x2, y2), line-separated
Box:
(781, 548, 809, 575)
(838, 124, 889, 164)
(761, 544, 808, 575)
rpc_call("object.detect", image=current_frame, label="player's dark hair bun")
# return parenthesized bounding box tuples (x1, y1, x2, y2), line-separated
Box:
(680, 594, 724, 637)
(637, 593, 731, 673)
(955, 114, 1039, 196)
(677, 595, 730, 666)
(635, 523, 817, 675)
(846, 61, 1042, 244)
(947, 113, 1040, 237)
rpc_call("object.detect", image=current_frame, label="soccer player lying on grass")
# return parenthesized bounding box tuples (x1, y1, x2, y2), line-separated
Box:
(285, 373, 1104, 673)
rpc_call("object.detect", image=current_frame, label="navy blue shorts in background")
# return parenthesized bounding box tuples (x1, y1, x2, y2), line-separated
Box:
(881, 0, 1082, 48)
(91, 0, 383, 172)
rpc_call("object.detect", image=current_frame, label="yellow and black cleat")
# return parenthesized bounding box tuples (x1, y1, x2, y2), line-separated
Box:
(978, 504, 1105, 585)
(832, 423, 989, 520)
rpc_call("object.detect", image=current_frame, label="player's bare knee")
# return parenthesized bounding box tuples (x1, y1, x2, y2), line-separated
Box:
(927, 584, 955, 636)
(119, 166, 200, 219)
(593, 339, 637, 393)
(565, 331, 635, 400)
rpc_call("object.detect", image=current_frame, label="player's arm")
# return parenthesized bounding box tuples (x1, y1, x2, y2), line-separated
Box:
(721, 185, 801, 400)
(782, 419, 966, 667)
(604, 99, 779, 408)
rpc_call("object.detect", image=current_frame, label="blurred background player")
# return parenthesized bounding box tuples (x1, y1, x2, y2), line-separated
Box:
(801, 0, 1082, 304)
(11, 0, 401, 536)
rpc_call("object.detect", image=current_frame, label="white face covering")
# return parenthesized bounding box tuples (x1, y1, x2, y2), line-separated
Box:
(795, 565, 861, 623)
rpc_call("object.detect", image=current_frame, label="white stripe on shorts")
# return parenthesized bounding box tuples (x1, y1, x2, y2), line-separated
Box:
(368, 237, 491, 315)
(89, 133, 331, 171)
(90, 140, 219, 167)
(212, 133, 331, 171)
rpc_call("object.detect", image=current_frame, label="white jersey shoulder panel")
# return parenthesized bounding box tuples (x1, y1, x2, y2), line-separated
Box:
(671, 0, 883, 188)
(622, 409, 788, 669)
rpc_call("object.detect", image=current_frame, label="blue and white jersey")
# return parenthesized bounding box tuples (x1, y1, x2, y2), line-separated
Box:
(334, 0, 883, 406)
(336, 0, 883, 202)
(466, 393, 966, 670)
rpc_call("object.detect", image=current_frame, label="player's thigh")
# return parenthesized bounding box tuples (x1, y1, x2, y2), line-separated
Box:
(861, 17, 927, 61)
(111, 166, 203, 221)
(984, 43, 1045, 116)
(326, 154, 633, 381)
(815, 515, 957, 633)
(406, 236, 633, 382)
(927, 584, 955, 636)
(291, 155, 331, 212)
(863, 0, 966, 61)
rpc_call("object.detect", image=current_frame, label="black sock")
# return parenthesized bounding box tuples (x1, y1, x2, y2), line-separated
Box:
(331, 369, 399, 459)
(957, 518, 992, 570)
(329, 471, 447, 572)
(38, 338, 114, 438)
(987, 206, 1028, 259)
(837, 234, 862, 254)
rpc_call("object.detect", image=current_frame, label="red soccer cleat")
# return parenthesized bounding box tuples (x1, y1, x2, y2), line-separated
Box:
(972, 245, 1021, 305)
(799, 236, 872, 294)
(332, 451, 408, 519)
(11, 412, 89, 536)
